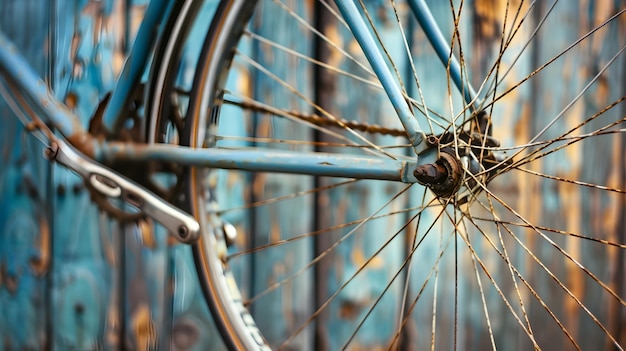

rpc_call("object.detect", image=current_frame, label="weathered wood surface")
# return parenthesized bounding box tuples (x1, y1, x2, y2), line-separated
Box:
(1, 1, 224, 350)
(0, 0, 624, 350)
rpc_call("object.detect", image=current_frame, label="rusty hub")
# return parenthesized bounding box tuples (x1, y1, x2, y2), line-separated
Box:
(413, 149, 463, 198)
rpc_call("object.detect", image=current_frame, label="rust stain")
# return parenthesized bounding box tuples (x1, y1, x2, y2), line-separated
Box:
(234, 65, 253, 102)
(562, 88, 584, 171)
(590, 0, 614, 57)
(560, 180, 583, 336)
(65, 91, 78, 110)
(99, 222, 117, 267)
(109, 0, 130, 74)
(253, 173, 267, 199)
(138, 218, 157, 249)
(131, 303, 158, 351)
(234, 225, 248, 248)
(351, 247, 384, 270)
(4, 270, 17, 295)
(105, 295, 121, 348)
(270, 218, 281, 243)
(475, 0, 529, 40)
(256, 113, 273, 138)
(512, 103, 541, 282)
(29, 214, 51, 276)
(70, 32, 83, 79)
(338, 299, 362, 320)
(326, 23, 344, 68)
(474, 0, 503, 41)
(66, 132, 96, 158)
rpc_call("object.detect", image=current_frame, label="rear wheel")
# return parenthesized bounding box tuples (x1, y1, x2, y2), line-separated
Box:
(173, 1, 625, 349)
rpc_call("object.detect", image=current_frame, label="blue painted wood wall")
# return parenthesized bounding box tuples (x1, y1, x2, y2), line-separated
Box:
(1, 0, 624, 350)
(0, 1, 226, 349)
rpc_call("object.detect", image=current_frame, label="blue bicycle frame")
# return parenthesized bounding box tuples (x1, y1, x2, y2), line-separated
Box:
(0, 0, 478, 184)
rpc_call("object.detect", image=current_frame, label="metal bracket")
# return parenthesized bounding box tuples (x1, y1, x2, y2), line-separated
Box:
(45, 139, 200, 244)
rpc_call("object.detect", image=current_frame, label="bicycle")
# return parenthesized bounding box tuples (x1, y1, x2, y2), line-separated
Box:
(0, 0, 624, 350)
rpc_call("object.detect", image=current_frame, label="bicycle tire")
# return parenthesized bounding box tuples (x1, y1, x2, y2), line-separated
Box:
(175, 1, 625, 350)
(183, 2, 266, 350)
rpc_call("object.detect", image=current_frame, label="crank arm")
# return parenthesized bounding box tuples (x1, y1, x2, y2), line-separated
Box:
(45, 139, 200, 244)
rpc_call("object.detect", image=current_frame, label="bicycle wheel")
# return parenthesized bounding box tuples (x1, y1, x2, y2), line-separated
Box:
(173, 0, 625, 349)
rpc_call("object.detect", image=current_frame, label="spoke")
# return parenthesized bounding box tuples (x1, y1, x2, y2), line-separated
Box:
(509, 107, 626, 172)
(528, 43, 626, 145)
(477, 1, 547, 105)
(513, 166, 625, 193)
(227, 190, 441, 259)
(469, 171, 626, 306)
(506, 123, 625, 178)
(452, 218, 540, 348)
(276, 188, 440, 349)
(388, 219, 457, 350)
(448, 0, 477, 116)
(468, 127, 625, 153)
(461, 198, 579, 349)
(244, 30, 381, 89)
(243, 185, 412, 306)
(447, 193, 536, 347)
(459, 218, 497, 350)
(236, 50, 402, 160)
(477, 97, 625, 180)
(219, 179, 358, 215)
(477, 0, 520, 167)
(272, 0, 376, 78)
(481, 7, 626, 113)
(430, 244, 440, 351)
(482, 185, 534, 338)
(470, 216, 626, 249)
(315, 0, 451, 130)
(491, 0, 532, 82)
(389, 0, 435, 135)
(436, 202, 540, 348)
(452, 204, 459, 350)
(493, 46, 626, 179)
(340, 196, 445, 349)
(468, 174, 625, 348)
(398, 187, 429, 335)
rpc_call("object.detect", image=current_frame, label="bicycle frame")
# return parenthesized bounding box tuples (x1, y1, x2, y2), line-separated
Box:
(0, 0, 478, 184)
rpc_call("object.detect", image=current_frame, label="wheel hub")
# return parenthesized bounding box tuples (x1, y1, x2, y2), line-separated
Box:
(413, 149, 464, 198)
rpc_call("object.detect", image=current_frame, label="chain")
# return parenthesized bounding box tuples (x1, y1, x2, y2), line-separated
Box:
(225, 98, 409, 137)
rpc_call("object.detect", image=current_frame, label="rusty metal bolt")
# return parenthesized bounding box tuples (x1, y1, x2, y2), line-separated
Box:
(414, 150, 463, 198)
(43, 142, 59, 160)
(414, 163, 448, 184)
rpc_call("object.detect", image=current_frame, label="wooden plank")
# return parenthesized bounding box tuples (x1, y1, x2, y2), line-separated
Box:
(0, 1, 54, 350)
(312, 1, 410, 348)
(242, 2, 316, 349)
